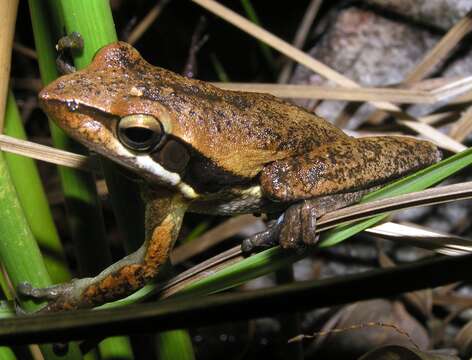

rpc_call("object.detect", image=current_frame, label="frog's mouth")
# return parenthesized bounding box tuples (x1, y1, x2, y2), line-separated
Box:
(39, 91, 198, 199)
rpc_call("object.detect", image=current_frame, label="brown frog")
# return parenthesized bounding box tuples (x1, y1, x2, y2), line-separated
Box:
(26, 42, 440, 311)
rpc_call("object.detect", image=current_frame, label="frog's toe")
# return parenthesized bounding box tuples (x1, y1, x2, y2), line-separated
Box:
(279, 204, 302, 249)
(18, 282, 65, 301)
(300, 201, 319, 246)
(242, 201, 319, 253)
(17, 279, 88, 313)
(279, 201, 319, 249)
(241, 219, 282, 254)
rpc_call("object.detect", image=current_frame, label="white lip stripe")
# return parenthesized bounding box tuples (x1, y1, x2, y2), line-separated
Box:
(100, 143, 199, 199)
(135, 155, 181, 185)
(136, 155, 198, 199)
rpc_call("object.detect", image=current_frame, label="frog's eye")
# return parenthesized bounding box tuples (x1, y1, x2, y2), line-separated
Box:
(117, 114, 164, 152)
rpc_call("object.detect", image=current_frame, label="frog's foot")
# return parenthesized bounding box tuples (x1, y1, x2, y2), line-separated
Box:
(17, 278, 91, 313)
(241, 201, 319, 254)
(278, 201, 319, 249)
(56, 32, 84, 74)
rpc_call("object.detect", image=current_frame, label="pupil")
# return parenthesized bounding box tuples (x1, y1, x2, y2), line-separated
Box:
(124, 127, 155, 144)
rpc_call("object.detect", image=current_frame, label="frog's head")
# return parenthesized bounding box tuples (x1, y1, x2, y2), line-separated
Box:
(39, 42, 208, 198)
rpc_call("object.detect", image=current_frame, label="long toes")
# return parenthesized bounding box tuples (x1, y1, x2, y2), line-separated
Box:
(279, 205, 302, 249)
(241, 220, 281, 254)
(18, 283, 57, 301)
(301, 202, 319, 246)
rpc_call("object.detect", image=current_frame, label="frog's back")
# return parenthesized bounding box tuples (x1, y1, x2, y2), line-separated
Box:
(146, 66, 349, 177)
(53, 42, 348, 178)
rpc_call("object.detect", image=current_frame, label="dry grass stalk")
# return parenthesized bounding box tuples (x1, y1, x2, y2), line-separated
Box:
(192, 0, 465, 153)
(448, 105, 472, 142)
(162, 181, 472, 297)
(366, 222, 472, 256)
(405, 10, 472, 84)
(0, 134, 96, 171)
(171, 214, 260, 264)
(366, 9, 472, 125)
(214, 77, 472, 103)
(399, 120, 467, 152)
(418, 111, 459, 125)
(0, 0, 19, 132)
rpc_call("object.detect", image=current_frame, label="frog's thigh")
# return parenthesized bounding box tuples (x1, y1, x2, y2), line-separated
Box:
(260, 136, 440, 202)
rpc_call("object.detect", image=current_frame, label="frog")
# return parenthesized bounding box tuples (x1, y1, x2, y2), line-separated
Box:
(23, 41, 441, 312)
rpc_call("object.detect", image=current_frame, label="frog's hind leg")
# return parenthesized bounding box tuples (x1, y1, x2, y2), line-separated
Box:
(18, 188, 187, 312)
(242, 189, 369, 253)
(260, 136, 441, 202)
(244, 136, 441, 253)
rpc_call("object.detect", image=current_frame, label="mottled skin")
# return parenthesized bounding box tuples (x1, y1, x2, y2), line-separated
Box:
(29, 42, 440, 311)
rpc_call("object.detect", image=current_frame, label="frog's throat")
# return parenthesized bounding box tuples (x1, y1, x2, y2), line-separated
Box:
(134, 155, 198, 199)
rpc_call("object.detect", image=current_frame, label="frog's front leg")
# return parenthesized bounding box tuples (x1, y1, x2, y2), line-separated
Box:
(243, 136, 440, 252)
(19, 188, 187, 312)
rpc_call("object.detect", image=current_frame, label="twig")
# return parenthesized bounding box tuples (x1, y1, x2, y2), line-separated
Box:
(12, 43, 37, 60)
(183, 17, 209, 78)
(278, 0, 322, 84)
(127, 0, 171, 45)
(288, 321, 419, 350)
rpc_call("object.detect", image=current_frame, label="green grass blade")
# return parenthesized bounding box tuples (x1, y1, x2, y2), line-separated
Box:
(4, 91, 70, 283)
(29, 0, 119, 357)
(0, 153, 81, 359)
(210, 54, 230, 82)
(157, 331, 195, 360)
(0, 347, 16, 360)
(240, 0, 276, 73)
(98, 337, 132, 360)
(29, 0, 112, 279)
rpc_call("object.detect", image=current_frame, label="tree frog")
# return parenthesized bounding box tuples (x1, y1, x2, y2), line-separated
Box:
(27, 42, 440, 311)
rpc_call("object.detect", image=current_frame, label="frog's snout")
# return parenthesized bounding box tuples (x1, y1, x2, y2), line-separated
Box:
(38, 86, 51, 110)
(38, 81, 62, 116)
